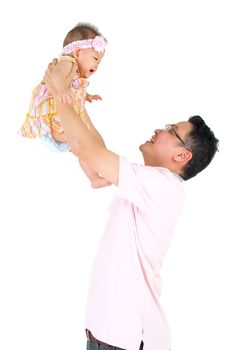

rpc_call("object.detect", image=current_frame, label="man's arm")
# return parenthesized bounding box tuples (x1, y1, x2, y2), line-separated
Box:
(51, 120, 115, 186)
(51, 60, 77, 104)
(57, 102, 119, 186)
(44, 62, 119, 185)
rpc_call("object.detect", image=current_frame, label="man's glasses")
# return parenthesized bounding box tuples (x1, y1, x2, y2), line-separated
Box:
(164, 124, 191, 151)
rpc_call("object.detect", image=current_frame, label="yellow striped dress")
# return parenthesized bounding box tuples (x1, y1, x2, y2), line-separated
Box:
(18, 57, 89, 152)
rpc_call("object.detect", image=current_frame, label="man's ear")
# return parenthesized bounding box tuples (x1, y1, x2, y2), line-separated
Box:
(73, 48, 80, 59)
(174, 150, 192, 163)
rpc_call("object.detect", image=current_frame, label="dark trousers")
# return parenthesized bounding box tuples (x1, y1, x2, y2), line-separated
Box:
(86, 340, 144, 350)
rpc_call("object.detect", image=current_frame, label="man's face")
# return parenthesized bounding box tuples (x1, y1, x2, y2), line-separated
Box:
(75, 48, 104, 78)
(139, 121, 193, 167)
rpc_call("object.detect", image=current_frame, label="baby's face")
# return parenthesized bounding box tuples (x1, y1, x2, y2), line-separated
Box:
(76, 48, 104, 78)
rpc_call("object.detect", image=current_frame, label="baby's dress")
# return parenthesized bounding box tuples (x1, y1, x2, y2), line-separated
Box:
(18, 56, 89, 152)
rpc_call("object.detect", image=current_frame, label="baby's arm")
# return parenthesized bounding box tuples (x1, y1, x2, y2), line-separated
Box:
(86, 93, 102, 103)
(50, 60, 77, 104)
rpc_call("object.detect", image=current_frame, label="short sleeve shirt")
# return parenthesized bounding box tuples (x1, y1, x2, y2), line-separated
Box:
(85, 157, 185, 350)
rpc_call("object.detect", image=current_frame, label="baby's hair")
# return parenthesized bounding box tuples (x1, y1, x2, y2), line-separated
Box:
(63, 22, 107, 47)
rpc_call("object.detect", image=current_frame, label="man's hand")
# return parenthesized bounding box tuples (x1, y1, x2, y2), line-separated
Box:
(43, 59, 76, 103)
(86, 93, 102, 103)
(57, 87, 76, 104)
(43, 59, 59, 97)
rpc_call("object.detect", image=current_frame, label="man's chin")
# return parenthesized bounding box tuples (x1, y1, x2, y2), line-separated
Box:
(139, 141, 149, 151)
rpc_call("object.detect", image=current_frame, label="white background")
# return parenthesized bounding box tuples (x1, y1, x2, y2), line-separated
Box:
(0, 1, 231, 349)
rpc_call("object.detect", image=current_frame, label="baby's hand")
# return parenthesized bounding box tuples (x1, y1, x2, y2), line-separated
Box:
(58, 88, 76, 104)
(86, 93, 102, 103)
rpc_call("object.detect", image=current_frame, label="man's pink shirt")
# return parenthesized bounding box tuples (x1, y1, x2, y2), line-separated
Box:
(85, 157, 185, 350)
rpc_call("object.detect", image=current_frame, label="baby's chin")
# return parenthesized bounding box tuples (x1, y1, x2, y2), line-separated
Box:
(82, 72, 92, 78)
(87, 71, 95, 78)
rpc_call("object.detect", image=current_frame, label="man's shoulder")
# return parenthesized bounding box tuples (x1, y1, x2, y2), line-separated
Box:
(120, 157, 176, 179)
(119, 157, 184, 195)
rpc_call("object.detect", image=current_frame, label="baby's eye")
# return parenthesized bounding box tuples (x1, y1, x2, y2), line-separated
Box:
(93, 57, 98, 61)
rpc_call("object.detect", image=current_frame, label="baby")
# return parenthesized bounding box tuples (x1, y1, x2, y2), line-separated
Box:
(18, 23, 110, 188)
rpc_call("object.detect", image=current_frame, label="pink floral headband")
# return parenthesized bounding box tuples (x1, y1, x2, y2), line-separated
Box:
(62, 35, 106, 55)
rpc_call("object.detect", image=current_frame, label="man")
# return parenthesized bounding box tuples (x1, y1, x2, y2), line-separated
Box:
(44, 63, 218, 350)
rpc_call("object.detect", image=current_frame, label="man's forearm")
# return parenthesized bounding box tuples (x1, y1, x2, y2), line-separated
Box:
(83, 109, 106, 147)
(44, 63, 119, 185)
(54, 98, 119, 186)
(56, 102, 96, 154)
